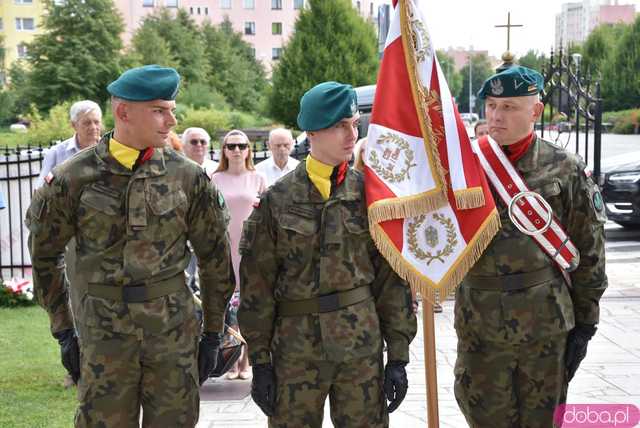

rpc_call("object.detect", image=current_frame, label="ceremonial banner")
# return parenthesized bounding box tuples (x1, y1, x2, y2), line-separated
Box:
(364, 0, 500, 302)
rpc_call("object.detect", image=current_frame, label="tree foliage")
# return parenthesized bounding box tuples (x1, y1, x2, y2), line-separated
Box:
(518, 50, 547, 74)
(603, 17, 640, 111)
(457, 53, 493, 114)
(201, 19, 268, 112)
(25, 0, 124, 111)
(269, 0, 379, 127)
(437, 50, 462, 101)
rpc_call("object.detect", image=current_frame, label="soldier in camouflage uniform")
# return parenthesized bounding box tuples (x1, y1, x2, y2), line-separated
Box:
(25, 65, 234, 427)
(454, 66, 608, 427)
(238, 81, 417, 427)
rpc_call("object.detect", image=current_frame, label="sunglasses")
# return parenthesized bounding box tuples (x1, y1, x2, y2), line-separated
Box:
(225, 143, 249, 151)
(189, 139, 209, 146)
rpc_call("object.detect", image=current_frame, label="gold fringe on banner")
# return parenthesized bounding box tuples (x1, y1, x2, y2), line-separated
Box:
(399, 0, 449, 204)
(368, 209, 501, 305)
(454, 187, 486, 210)
(368, 189, 448, 225)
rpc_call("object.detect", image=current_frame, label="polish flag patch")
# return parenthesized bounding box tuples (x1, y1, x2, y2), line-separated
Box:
(44, 172, 55, 184)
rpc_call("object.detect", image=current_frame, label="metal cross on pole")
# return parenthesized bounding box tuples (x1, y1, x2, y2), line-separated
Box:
(494, 12, 523, 53)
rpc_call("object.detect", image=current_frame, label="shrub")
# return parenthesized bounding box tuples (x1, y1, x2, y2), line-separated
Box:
(24, 102, 74, 146)
(174, 107, 231, 137)
(603, 108, 640, 134)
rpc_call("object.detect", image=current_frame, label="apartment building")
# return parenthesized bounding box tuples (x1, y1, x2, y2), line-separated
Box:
(114, 0, 378, 72)
(0, 0, 47, 77)
(555, 0, 636, 50)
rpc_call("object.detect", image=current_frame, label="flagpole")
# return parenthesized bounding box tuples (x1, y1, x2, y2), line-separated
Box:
(423, 301, 439, 427)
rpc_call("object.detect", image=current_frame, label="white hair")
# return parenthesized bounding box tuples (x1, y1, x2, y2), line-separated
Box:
(182, 127, 211, 145)
(69, 100, 102, 123)
(268, 128, 293, 143)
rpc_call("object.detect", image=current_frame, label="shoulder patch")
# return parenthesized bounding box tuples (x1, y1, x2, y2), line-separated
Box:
(217, 191, 225, 209)
(583, 166, 593, 178)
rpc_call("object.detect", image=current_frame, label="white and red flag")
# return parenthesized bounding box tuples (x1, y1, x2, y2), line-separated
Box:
(364, 0, 500, 302)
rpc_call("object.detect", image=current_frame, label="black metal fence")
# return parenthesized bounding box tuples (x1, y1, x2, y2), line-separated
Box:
(538, 48, 603, 181)
(0, 136, 310, 280)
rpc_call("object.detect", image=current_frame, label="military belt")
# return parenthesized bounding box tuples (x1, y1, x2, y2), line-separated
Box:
(87, 274, 185, 303)
(277, 286, 372, 317)
(464, 266, 561, 291)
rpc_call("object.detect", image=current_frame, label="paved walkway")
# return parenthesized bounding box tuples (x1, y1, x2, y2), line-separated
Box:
(197, 282, 640, 428)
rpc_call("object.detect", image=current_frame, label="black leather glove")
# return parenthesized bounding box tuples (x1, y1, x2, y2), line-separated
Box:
(251, 363, 277, 417)
(52, 328, 80, 384)
(198, 332, 221, 385)
(383, 360, 408, 413)
(565, 323, 597, 382)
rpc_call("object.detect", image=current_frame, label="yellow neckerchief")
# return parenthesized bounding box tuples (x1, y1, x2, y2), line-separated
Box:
(306, 155, 334, 201)
(109, 137, 140, 170)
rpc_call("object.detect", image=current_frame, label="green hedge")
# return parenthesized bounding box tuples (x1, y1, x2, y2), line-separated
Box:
(603, 108, 640, 134)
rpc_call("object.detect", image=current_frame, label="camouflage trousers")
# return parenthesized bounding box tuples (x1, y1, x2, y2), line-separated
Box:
(74, 315, 200, 428)
(454, 332, 569, 428)
(269, 354, 388, 428)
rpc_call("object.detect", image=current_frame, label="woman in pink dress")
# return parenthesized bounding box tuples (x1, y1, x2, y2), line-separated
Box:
(212, 130, 266, 380)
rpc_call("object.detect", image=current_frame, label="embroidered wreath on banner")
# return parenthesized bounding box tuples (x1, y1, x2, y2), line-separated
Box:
(368, 133, 417, 183)
(407, 213, 457, 265)
(409, 10, 431, 63)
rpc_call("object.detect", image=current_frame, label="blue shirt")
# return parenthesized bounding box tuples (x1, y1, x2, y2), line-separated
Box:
(35, 135, 81, 188)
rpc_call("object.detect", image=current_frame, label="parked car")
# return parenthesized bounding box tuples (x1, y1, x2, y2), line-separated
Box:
(355, 84, 376, 138)
(601, 153, 640, 228)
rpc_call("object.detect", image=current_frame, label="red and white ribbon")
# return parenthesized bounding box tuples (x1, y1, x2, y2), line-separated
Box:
(473, 136, 580, 272)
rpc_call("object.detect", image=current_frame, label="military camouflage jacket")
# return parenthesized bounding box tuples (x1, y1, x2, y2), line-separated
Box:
(26, 134, 234, 335)
(238, 162, 417, 365)
(455, 136, 608, 343)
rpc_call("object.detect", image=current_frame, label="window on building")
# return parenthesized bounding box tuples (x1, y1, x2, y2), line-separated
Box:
(272, 0, 282, 10)
(356, 1, 361, 12)
(244, 22, 256, 35)
(53, 0, 67, 5)
(370, 2, 374, 16)
(17, 43, 28, 58)
(294, 0, 304, 9)
(220, 0, 231, 9)
(0, 19, 3, 31)
(15, 0, 34, 4)
(143, 0, 154, 7)
(166, 0, 178, 7)
(15, 17, 35, 31)
(197, 6, 201, 14)
(272, 22, 282, 35)
(272, 47, 282, 60)
(189, 6, 194, 14)
(204, 7, 208, 15)
(250, 47, 256, 58)
(243, 0, 254, 9)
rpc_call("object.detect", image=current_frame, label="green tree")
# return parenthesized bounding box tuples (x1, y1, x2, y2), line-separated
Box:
(131, 8, 206, 86)
(518, 49, 547, 74)
(25, 0, 124, 111)
(604, 17, 640, 110)
(269, 0, 379, 127)
(128, 24, 177, 69)
(457, 53, 493, 115)
(437, 50, 462, 100)
(201, 19, 268, 112)
(581, 24, 626, 77)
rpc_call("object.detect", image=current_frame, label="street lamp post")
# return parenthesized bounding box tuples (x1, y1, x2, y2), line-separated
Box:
(468, 52, 473, 114)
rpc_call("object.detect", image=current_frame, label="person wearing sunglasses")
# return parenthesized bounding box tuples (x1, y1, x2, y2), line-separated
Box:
(181, 127, 219, 178)
(212, 130, 266, 380)
(238, 82, 417, 426)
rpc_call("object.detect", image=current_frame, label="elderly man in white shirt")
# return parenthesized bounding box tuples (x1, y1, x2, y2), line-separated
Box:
(35, 100, 102, 188)
(181, 127, 219, 178)
(256, 128, 300, 187)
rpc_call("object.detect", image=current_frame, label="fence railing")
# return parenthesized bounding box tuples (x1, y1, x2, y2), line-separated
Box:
(0, 138, 310, 280)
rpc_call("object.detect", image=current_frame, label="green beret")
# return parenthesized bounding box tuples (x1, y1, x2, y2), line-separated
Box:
(107, 65, 180, 101)
(297, 81, 358, 131)
(477, 66, 544, 100)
